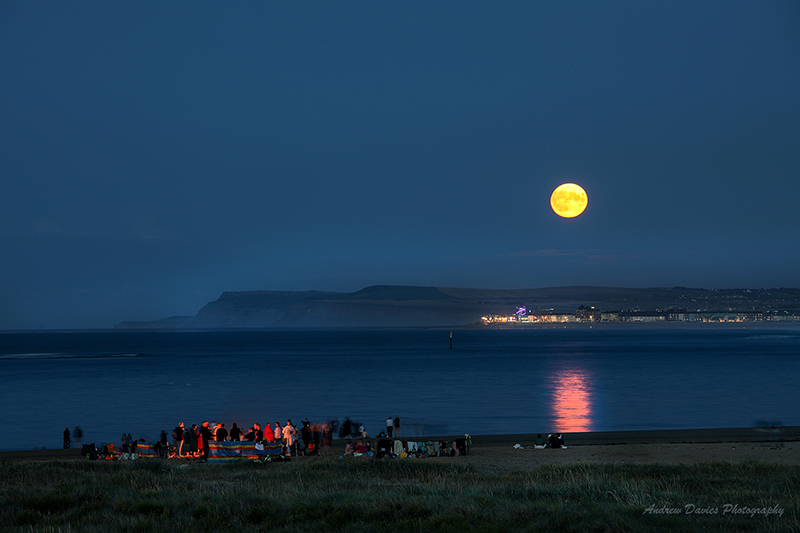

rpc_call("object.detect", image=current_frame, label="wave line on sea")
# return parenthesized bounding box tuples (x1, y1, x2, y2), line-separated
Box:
(0, 353, 144, 360)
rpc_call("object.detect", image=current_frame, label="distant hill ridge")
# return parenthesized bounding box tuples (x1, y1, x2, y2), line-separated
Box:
(348, 285, 449, 300)
(116, 285, 800, 329)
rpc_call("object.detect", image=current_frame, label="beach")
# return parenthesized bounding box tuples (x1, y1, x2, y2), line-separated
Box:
(4, 426, 797, 469)
(4, 427, 797, 531)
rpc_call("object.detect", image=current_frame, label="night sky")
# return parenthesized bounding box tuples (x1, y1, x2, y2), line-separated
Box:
(2, 2, 799, 329)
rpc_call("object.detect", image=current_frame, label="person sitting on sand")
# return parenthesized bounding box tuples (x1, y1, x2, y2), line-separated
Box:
(355, 439, 368, 454)
(534, 434, 546, 447)
(547, 434, 560, 449)
(557, 434, 565, 448)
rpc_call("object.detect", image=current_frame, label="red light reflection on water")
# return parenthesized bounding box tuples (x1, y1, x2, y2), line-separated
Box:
(552, 368, 593, 432)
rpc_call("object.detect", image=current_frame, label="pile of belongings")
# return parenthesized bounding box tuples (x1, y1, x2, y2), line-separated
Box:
(81, 443, 118, 460)
(374, 436, 471, 459)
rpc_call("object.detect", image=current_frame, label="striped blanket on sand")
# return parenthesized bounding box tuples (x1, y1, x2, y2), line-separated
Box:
(207, 441, 283, 463)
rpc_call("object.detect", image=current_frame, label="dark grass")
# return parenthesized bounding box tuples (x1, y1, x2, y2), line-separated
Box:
(0, 458, 797, 532)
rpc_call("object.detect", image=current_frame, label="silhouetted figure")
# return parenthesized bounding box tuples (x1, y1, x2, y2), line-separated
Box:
(188, 425, 198, 456)
(201, 422, 212, 462)
(217, 423, 228, 442)
(230, 423, 241, 441)
(63, 427, 71, 449)
(156, 430, 169, 458)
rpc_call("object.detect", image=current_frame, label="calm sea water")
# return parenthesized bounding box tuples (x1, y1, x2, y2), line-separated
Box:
(1, 326, 799, 451)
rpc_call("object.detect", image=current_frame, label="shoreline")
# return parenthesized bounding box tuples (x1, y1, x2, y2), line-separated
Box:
(3, 426, 797, 466)
(470, 424, 800, 447)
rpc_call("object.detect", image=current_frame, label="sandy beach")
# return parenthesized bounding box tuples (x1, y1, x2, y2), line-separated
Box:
(2, 426, 797, 471)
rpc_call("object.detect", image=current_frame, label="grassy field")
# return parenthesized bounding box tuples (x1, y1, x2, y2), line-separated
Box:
(0, 457, 797, 532)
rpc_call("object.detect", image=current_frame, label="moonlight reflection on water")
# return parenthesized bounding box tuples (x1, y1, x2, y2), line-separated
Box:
(552, 367, 593, 432)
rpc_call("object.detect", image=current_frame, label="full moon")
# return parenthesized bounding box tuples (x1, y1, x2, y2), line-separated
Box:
(550, 183, 588, 218)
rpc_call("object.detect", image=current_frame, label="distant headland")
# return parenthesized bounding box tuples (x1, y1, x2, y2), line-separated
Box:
(116, 285, 800, 329)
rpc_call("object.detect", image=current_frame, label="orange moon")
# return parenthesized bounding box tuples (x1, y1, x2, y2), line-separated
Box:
(550, 183, 588, 218)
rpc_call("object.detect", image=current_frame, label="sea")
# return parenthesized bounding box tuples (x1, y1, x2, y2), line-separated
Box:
(1, 325, 799, 451)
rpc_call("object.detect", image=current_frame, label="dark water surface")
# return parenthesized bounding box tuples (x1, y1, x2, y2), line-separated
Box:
(1, 326, 798, 451)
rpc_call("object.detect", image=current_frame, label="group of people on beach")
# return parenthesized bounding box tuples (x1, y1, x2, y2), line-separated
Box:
(72, 415, 403, 459)
(164, 418, 338, 460)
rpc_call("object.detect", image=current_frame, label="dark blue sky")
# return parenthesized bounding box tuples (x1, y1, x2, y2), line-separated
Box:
(2, 2, 799, 329)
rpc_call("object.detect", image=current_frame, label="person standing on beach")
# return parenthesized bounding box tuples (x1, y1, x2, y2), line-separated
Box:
(386, 417, 394, 438)
(173, 423, 184, 456)
(394, 416, 400, 438)
(158, 430, 169, 458)
(63, 427, 71, 449)
(230, 423, 241, 442)
(188, 425, 198, 456)
(283, 419, 294, 455)
(274, 421, 282, 443)
(301, 420, 312, 449)
(200, 422, 212, 462)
